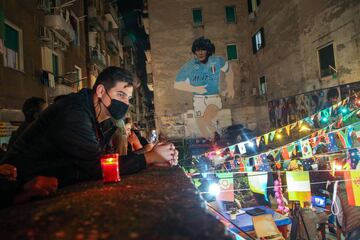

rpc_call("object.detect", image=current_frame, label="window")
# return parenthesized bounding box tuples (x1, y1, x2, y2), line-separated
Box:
(259, 76, 266, 95)
(41, 47, 63, 79)
(252, 28, 265, 54)
(318, 44, 336, 78)
(3, 22, 23, 70)
(248, 0, 261, 13)
(192, 8, 202, 26)
(225, 6, 236, 23)
(69, 12, 80, 46)
(226, 44, 238, 60)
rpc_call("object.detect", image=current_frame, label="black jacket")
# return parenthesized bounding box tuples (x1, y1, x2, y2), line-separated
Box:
(1, 89, 147, 187)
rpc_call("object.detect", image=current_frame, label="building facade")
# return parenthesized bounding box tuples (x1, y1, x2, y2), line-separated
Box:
(147, 0, 360, 140)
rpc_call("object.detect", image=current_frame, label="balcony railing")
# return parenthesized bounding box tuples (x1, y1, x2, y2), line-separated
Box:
(105, 32, 119, 55)
(44, 14, 75, 42)
(88, 6, 104, 32)
(89, 48, 106, 69)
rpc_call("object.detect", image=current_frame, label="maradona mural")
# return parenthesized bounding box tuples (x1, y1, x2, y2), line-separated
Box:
(174, 37, 234, 139)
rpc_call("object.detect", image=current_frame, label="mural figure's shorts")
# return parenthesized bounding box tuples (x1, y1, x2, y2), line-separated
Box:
(193, 94, 222, 117)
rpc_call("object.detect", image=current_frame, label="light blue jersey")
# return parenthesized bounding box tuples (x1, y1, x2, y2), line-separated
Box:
(176, 56, 227, 95)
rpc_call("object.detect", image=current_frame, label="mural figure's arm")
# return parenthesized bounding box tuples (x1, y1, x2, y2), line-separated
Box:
(174, 78, 207, 94)
(221, 62, 235, 99)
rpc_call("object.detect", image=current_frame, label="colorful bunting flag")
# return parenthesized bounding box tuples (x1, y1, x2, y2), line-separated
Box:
(344, 170, 360, 206)
(248, 172, 268, 201)
(287, 144, 296, 158)
(238, 143, 246, 154)
(258, 154, 271, 171)
(285, 125, 291, 136)
(264, 133, 269, 145)
(228, 145, 236, 156)
(300, 139, 313, 158)
(256, 137, 261, 147)
(281, 147, 290, 160)
(304, 117, 314, 126)
(348, 148, 360, 169)
(337, 127, 353, 148)
(286, 171, 311, 206)
(328, 132, 339, 152)
(216, 173, 234, 202)
(270, 131, 276, 141)
(290, 122, 297, 130)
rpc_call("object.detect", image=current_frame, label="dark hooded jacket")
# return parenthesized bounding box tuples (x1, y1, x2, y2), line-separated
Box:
(1, 88, 146, 188)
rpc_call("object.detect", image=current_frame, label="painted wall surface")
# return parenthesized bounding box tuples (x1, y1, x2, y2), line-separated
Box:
(147, 0, 360, 139)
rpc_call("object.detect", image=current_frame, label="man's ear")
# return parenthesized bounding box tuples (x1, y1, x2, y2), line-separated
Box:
(95, 84, 106, 98)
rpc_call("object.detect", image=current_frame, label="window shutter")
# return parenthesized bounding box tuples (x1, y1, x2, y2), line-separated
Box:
(227, 44, 237, 60)
(226, 6, 236, 23)
(247, 0, 253, 13)
(252, 35, 257, 54)
(52, 54, 59, 77)
(260, 27, 265, 48)
(4, 24, 19, 51)
(192, 9, 202, 25)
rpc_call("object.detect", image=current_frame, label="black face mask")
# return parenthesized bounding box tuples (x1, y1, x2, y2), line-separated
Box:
(102, 92, 129, 120)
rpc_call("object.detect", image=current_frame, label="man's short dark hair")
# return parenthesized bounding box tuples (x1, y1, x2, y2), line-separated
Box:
(191, 37, 215, 56)
(22, 97, 46, 122)
(92, 66, 135, 92)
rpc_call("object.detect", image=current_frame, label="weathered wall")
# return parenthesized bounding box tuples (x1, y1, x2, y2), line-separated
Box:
(0, 0, 44, 109)
(147, 0, 360, 139)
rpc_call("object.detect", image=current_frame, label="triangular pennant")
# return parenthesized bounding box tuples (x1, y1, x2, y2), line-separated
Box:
(229, 144, 236, 154)
(317, 111, 322, 120)
(287, 143, 296, 158)
(264, 133, 269, 145)
(341, 98, 347, 106)
(285, 125, 291, 136)
(256, 137, 261, 147)
(270, 131, 276, 141)
(290, 122, 298, 130)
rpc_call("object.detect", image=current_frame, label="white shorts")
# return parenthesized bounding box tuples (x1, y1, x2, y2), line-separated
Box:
(193, 94, 222, 117)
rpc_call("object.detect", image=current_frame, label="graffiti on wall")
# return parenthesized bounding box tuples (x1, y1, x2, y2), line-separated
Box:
(173, 37, 234, 139)
(268, 81, 360, 128)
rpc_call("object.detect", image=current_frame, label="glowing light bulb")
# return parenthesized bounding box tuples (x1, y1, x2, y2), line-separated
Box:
(340, 107, 348, 114)
(208, 183, 220, 196)
(335, 164, 342, 171)
(321, 117, 329, 123)
(276, 133, 282, 140)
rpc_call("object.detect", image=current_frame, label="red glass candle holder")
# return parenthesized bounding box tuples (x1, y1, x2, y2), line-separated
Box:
(100, 153, 120, 183)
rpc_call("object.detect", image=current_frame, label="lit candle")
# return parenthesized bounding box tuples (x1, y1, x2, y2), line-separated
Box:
(100, 154, 120, 183)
